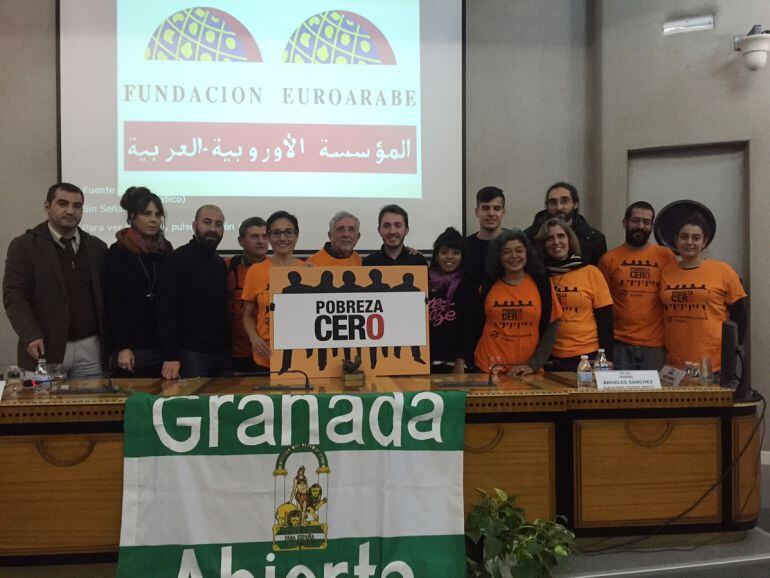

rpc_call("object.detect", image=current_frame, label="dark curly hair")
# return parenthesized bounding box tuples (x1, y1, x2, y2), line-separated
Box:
(430, 227, 466, 270)
(485, 229, 544, 279)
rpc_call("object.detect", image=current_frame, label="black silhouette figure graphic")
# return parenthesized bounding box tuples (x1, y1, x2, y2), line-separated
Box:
(279, 271, 313, 374)
(365, 269, 391, 369)
(391, 273, 425, 364)
(338, 270, 364, 362)
(308, 271, 339, 371)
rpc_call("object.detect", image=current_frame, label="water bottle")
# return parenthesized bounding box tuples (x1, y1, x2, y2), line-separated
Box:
(576, 355, 593, 389)
(594, 349, 610, 372)
(33, 358, 51, 394)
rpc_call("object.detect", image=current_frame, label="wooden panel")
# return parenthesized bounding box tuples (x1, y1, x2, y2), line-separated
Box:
(463, 422, 554, 520)
(733, 414, 762, 522)
(575, 418, 721, 527)
(0, 434, 123, 555)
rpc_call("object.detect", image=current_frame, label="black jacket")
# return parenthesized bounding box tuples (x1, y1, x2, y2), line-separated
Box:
(524, 210, 607, 266)
(3, 222, 107, 369)
(157, 237, 230, 359)
(105, 242, 170, 353)
(362, 246, 427, 267)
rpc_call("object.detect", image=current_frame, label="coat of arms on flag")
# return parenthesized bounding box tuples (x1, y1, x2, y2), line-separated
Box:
(272, 445, 331, 551)
(117, 391, 467, 577)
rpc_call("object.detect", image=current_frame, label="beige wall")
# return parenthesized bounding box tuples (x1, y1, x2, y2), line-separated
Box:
(0, 0, 58, 366)
(465, 0, 595, 231)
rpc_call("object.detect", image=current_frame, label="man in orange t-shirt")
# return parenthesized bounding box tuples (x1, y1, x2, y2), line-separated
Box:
(598, 202, 676, 370)
(474, 275, 563, 373)
(307, 211, 363, 267)
(226, 217, 268, 373)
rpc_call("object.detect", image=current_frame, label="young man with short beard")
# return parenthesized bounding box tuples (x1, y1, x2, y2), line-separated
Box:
(598, 201, 676, 370)
(524, 182, 607, 265)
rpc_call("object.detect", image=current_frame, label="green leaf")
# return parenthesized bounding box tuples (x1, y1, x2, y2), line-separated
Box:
(485, 535, 503, 559)
(494, 488, 509, 502)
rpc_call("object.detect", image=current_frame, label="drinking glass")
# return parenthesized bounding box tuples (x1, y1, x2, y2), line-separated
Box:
(5, 365, 22, 396)
(489, 356, 505, 384)
(46, 364, 66, 393)
(699, 357, 713, 383)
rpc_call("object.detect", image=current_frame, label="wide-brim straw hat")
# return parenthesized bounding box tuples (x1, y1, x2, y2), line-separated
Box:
(653, 199, 716, 253)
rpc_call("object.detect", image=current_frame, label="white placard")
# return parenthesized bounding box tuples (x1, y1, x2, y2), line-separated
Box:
(0, 381, 6, 400)
(273, 291, 427, 349)
(659, 365, 687, 387)
(595, 371, 661, 391)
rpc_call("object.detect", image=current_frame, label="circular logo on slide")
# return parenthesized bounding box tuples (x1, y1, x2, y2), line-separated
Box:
(145, 7, 262, 62)
(284, 10, 395, 65)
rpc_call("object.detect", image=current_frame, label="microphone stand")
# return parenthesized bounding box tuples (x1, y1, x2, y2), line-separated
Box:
(252, 369, 312, 392)
(228, 368, 312, 391)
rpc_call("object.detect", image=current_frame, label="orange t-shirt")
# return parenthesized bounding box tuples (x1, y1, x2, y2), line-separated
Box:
(307, 247, 362, 267)
(224, 256, 263, 358)
(241, 259, 273, 367)
(598, 244, 676, 347)
(474, 275, 563, 372)
(659, 260, 746, 372)
(550, 265, 613, 358)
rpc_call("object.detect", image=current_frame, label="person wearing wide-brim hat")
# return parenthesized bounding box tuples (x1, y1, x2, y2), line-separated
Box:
(658, 202, 747, 375)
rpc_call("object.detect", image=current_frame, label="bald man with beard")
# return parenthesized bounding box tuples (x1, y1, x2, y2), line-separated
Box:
(157, 205, 231, 379)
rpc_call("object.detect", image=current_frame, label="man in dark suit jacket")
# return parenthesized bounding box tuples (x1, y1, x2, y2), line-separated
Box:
(3, 183, 107, 375)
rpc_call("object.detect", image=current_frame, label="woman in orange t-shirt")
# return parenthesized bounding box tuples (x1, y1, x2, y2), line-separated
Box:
(241, 211, 304, 371)
(473, 230, 562, 376)
(659, 213, 746, 373)
(534, 218, 614, 371)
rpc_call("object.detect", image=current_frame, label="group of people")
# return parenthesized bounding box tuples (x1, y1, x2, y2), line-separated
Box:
(2, 181, 746, 381)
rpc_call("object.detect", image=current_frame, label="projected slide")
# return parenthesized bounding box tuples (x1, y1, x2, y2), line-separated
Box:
(119, 3, 421, 199)
(60, 0, 461, 251)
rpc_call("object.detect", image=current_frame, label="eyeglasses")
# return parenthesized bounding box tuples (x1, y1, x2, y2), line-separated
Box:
(269, 228, 297, 239)
(546, 196, 572, 207)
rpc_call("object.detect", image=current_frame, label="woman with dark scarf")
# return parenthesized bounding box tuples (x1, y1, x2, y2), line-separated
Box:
(534, 218, 613, 371)
(428, 227, 477, 373)
(105, 187, 173, 376)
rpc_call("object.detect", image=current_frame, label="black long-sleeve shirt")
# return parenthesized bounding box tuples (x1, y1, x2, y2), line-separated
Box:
(157, 237, 230, 360)
(105, 243, 168, 353)
(428, 275, 479, 366)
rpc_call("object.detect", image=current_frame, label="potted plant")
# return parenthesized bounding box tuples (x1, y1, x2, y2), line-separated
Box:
(466, 488, 575, 578)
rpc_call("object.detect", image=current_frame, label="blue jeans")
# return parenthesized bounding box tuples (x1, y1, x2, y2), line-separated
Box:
(179, 350, 230, 378)
(613, 342, 666, 371)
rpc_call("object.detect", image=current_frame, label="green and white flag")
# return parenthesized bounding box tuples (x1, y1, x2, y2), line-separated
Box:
(118, 391, 467, 577)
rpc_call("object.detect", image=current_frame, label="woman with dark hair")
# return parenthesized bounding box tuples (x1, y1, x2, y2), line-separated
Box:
(241, 210, 304, 371)
(659, 213, 747, 373)
(105, 186, 172, 376)
(428, 227, 477, 373)
(535, 218, 614, 371)
(473, 229, 562, 376)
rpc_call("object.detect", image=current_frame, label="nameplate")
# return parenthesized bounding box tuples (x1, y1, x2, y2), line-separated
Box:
(595, 371, 661, 391)
(659, 365, 687, 387)
(0, 381, 5, 400)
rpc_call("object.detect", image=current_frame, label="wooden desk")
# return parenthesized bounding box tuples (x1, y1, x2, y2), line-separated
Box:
(0, 374, 761, 557)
